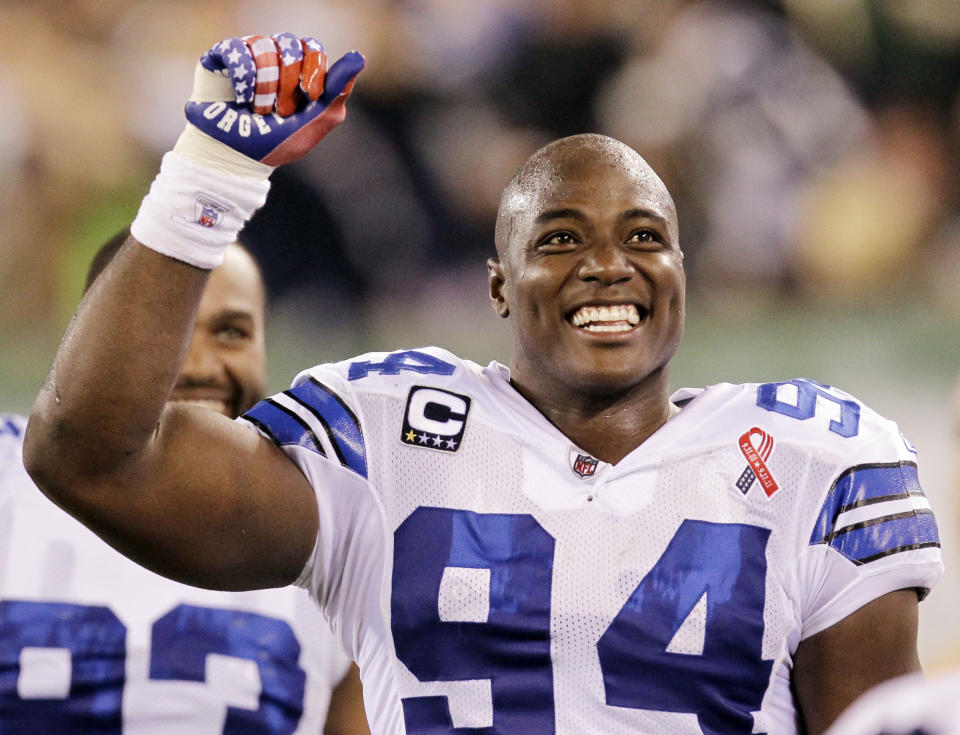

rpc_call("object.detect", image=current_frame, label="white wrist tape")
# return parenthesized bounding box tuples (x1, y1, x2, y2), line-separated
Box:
(130, 150, 271, 269)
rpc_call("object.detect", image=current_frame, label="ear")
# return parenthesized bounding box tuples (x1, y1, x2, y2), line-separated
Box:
(487, 257, 510, 318)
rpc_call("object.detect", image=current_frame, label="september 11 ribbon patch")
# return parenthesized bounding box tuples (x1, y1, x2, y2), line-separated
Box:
(736, 427, 779, 497)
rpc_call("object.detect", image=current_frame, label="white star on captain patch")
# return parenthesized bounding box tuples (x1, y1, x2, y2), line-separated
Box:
(226, 48, 242, 65)
(445, 439, 457, 449)
(417, 433, 429, 444)
(431, 435, 443, 446)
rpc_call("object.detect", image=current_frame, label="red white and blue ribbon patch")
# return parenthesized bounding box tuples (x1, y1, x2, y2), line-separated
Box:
(736, 427, 779, 497)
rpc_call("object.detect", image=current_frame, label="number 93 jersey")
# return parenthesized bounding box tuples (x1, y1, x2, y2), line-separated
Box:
(239, 347, 944, 735)
(0, 413, 352, 734)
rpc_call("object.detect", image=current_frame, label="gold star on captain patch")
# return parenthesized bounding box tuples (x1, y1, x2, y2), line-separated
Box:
(404, 430, 416, 443)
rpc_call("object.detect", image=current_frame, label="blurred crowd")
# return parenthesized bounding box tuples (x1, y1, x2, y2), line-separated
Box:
(2, 0, 960, 330)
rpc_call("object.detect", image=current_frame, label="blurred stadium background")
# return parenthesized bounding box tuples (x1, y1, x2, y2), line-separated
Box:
(1, 0, 959, 668)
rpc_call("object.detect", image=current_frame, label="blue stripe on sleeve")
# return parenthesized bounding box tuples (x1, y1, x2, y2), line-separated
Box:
(242, 399, 324, 456)
(1, 415, 23, 437)
(287, 378, 367, 479)
(823, 512, 941, 565)
(809, 462, 940, 564)
(810, 462, 917, 543)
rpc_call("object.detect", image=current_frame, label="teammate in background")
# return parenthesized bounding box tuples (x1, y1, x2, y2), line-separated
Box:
(821, 670, 960, 735)
(23, 33, 942, 734)
(1, 230, 369, 733)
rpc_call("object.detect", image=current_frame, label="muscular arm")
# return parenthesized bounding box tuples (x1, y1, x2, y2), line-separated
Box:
(324, 663, 371, 735)
(23, 238, 318, 590)
(792, 588, 922, 735)
(24, 33, 363, 591)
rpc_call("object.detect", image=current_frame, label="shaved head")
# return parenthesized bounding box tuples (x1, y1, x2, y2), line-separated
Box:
(494, 134, 677, 257)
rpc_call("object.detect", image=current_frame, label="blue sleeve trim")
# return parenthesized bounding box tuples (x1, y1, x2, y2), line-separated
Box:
(286, 378, 367, 479)
(242, 399, 325, 456)
(0, 415, 23, 437)
(811, 462, 920, 539)
(809, 462, 940, 565)
(821, 514, 940, 565)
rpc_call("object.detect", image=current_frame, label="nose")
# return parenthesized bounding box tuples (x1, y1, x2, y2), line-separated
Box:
(577, 240, 635, 284)
(179, 334, 224, 382)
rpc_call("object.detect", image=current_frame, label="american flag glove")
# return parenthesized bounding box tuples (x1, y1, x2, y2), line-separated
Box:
(131, 33, 364, 269)
(179, 34, 365, 170)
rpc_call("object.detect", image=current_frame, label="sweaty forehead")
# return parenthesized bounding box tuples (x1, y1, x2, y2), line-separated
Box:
(495, 135, 677, 254)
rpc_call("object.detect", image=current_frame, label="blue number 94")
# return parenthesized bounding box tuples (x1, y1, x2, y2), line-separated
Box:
(391, 509, 773, 734)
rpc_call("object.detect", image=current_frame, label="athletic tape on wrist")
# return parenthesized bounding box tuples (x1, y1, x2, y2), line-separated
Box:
(130, 151, 271, 269)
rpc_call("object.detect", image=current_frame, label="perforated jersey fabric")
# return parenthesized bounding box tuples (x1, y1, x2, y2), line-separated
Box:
(0, 413, 351, 733)
(240, 347, 944, 735)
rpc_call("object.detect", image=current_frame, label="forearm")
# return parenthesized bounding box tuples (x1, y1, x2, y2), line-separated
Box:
(25, 239, 208, 487)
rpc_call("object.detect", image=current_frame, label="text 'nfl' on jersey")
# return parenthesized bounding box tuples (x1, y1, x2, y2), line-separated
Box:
(239, 350, 943, 735)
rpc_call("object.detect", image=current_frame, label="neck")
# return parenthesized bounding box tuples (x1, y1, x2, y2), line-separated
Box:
(510, 367, 676, 465)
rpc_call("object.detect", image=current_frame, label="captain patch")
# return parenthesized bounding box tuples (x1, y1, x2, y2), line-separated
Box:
(401, 386, 471, 453)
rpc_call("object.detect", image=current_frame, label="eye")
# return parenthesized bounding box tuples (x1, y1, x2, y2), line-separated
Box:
(215, 325, 251, 345)
(626, 229, 663, 248)
(536, 231, 579, 252)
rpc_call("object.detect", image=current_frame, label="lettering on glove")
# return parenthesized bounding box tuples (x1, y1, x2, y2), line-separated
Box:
(185, 33, 365, 166)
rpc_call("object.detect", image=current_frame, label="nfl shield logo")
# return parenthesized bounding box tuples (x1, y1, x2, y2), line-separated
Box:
(194, 195, 229, 228)
(198, 205, 219, 227)
(573, 453, 599, 478)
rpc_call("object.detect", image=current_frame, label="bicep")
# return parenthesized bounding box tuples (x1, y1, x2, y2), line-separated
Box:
(324, 663, 370, 735)
(792, 588, 921, 735)
(74, 403, 319, 591)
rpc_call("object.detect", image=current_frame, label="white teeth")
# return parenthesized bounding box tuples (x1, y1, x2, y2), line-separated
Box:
(583, 323, 629, 333)
(168, 398, 231, 415)
(571, 304, 642, 328)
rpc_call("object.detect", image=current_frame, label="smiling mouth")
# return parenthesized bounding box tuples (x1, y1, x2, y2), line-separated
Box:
(569, 303, 648, 333)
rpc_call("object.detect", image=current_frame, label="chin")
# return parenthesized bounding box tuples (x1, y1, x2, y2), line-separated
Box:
(573, 357, 670, 396)
(575, 374, 650, 398)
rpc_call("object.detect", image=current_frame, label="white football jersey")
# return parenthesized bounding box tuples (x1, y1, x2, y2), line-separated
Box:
(823, 670, 960, 735)
(239, 347, 944, 735)
(0, 413, 352, 734)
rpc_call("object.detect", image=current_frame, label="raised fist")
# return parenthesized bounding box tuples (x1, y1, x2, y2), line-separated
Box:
(182, 33, 365, 168)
